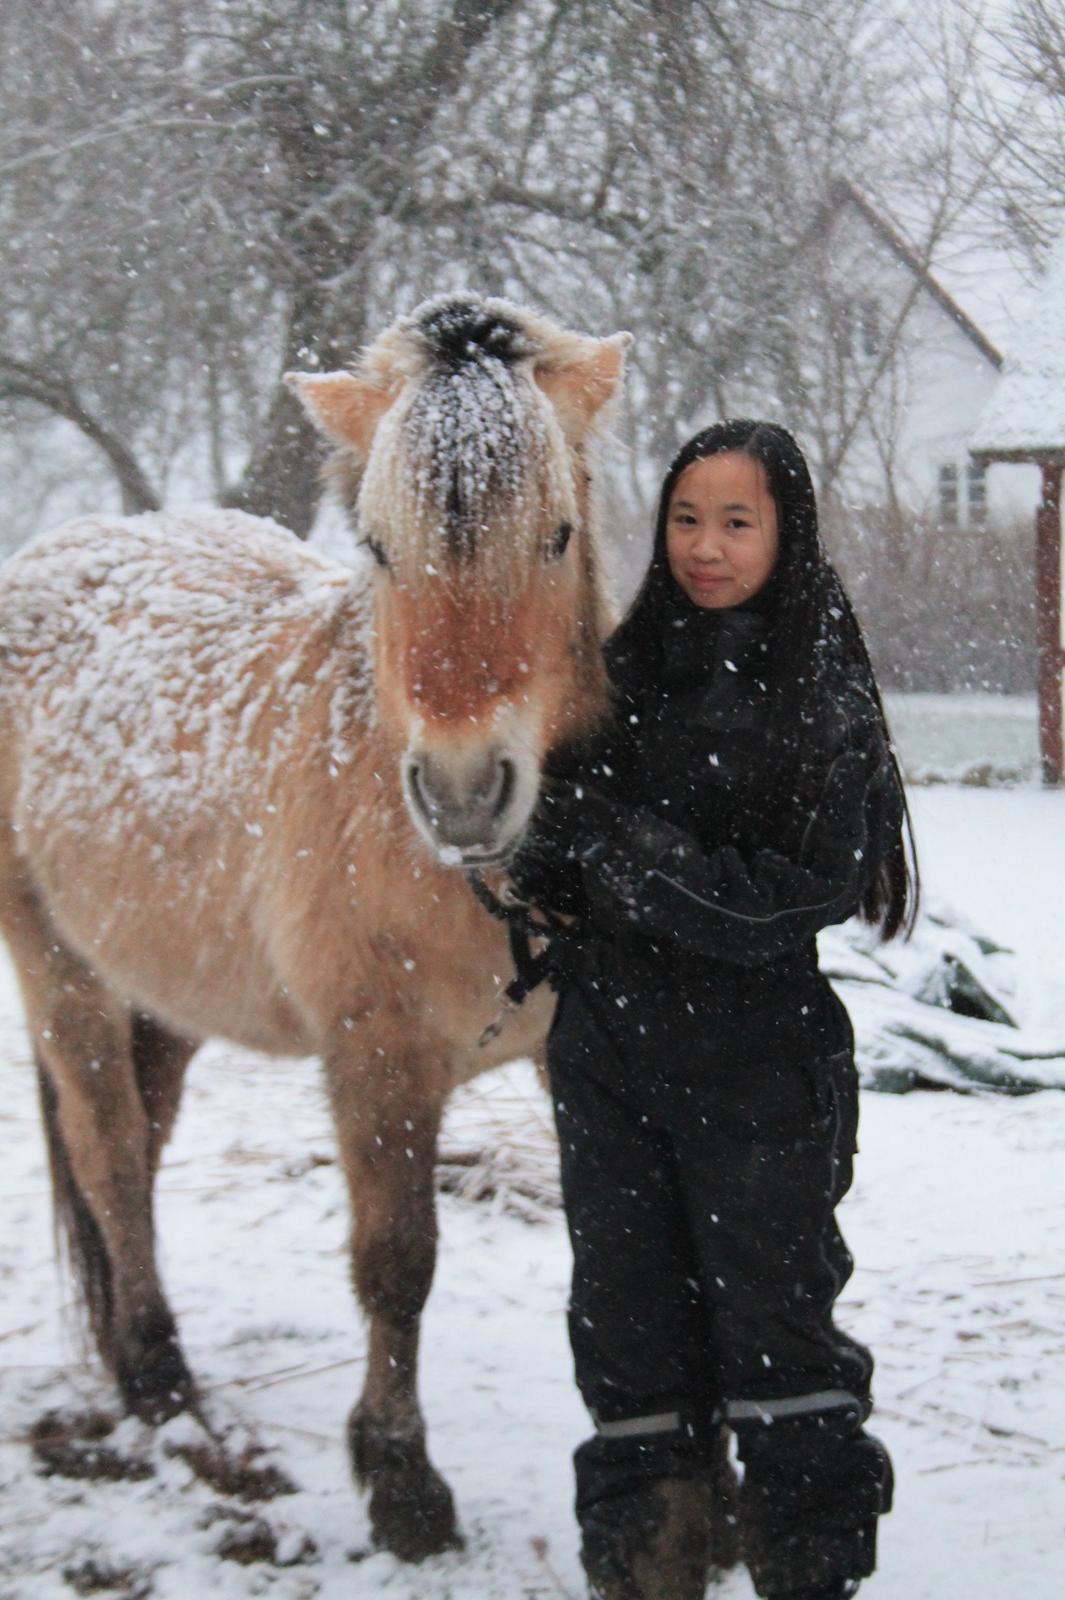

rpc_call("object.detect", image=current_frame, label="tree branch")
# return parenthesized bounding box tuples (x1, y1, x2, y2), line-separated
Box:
(0, 356, 160, 514)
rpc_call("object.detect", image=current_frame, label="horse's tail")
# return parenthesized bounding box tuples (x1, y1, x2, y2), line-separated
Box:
(36, 1058, 115, 1365)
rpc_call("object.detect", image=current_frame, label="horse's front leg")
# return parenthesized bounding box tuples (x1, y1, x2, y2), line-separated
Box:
(324, 1032, 459, 1561)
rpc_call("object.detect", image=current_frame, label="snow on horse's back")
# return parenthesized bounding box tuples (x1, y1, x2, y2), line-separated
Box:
(0, 293, 629, 1561)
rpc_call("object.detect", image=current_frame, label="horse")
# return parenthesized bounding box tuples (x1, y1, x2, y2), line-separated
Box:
(0, 293, 630, 1561)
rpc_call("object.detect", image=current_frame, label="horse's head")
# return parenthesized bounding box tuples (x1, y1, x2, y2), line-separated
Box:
(288, 294, 630, 866)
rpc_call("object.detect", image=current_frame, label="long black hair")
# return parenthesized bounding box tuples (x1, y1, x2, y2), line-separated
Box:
(609, 419, 918, 940)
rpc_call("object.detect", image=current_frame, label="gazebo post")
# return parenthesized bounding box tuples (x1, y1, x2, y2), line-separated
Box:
(968, 229, 1065, 785)
(1035, 463, 1063, 786)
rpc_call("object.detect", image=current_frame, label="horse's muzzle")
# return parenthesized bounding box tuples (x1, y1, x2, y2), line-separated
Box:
(403, 747, 526, 860)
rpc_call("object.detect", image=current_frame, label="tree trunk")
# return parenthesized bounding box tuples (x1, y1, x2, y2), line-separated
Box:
(221, 285, 355, 538)
(222, 0, 521, 537)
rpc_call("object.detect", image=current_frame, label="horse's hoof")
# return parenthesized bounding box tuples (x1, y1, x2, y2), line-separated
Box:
(369, 1464, 463, 1562)
(348, 1408, 462, 1562)
(117, 1333, 195, 1425)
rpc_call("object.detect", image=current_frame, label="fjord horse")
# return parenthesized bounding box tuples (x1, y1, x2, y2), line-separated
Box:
(0, 295, 628, 1559)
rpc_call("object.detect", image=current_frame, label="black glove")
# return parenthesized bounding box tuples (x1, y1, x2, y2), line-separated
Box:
(507, 779, 622, 914)
(545, 777, 623, 860)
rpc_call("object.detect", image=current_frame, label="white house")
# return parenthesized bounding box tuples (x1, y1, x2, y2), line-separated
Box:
(810, 181, 1041, 528)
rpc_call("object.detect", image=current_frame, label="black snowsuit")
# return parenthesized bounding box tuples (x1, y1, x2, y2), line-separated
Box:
(516, 595, 898, 1596)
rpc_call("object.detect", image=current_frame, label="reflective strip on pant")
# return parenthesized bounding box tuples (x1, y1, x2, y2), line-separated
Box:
(726, 1389, 862, 1425)
(593, 1409, 682, 1439)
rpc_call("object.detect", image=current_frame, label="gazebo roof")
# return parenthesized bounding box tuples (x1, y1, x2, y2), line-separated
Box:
(971, 231, 1065, 466)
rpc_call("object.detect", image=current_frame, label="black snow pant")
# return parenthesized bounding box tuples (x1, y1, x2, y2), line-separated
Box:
(547, 948, 893, 1597)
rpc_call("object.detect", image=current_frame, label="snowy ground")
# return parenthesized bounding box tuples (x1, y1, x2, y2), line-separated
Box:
(1, 785, 1063, 1600)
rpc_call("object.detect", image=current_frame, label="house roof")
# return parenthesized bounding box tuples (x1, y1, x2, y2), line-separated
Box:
(829, 179, 1003, 371)
(970, 230, 1065, 465)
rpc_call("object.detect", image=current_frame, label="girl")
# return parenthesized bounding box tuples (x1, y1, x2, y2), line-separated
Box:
(511, 421, 916, 1600)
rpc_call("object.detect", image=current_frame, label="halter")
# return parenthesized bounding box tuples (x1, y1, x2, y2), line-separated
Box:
(465, 870, 565, 1046)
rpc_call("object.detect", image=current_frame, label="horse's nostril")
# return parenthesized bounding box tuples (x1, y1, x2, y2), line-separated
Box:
(407, 762, 438, 826)
(494, 758, 515, 819)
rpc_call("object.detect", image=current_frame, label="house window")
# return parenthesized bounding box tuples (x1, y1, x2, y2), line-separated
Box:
(967, 460, 987, 525)
(938, 463, 959, 527)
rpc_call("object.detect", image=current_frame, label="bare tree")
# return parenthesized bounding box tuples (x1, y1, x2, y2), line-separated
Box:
(961, 0, 1065, 264)
(1, 0, 522, 532)
(0, 0, 1000, 557)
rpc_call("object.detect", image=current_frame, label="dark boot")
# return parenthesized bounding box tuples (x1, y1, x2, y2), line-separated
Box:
(746, 1516, 876, 1597)
(582, 1476, 717, 1600)
(739, 1423, 889, 1596)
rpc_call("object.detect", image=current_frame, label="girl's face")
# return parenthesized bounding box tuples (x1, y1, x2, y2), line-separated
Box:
(665, 451, 780, 610)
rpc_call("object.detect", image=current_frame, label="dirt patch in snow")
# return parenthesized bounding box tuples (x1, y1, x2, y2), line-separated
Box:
(202, 1506, 318, 1569)
(30, 1409, 154, 1485)
(166, 1437, 297, 1502)
(63, 1558, 153, 1597)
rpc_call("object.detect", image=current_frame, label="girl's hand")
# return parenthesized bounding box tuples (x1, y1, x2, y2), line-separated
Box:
(543, 779, 624, 861)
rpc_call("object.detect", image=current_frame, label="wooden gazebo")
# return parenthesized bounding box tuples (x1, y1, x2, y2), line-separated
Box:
(971, 235, 1065, 786)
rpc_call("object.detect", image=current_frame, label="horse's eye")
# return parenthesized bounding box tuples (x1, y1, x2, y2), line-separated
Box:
(362, 534, 391, 572)
(545, 521, 572, 563)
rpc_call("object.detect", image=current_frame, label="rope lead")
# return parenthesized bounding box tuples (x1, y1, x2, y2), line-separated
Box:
(466, 869, 561, 1047)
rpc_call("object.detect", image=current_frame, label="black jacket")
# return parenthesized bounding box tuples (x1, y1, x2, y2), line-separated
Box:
(513, 598, 900, 982)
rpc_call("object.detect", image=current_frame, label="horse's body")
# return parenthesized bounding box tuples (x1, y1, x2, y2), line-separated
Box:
(0, 297, 628, 1559)
(0, 509, 541, 1061)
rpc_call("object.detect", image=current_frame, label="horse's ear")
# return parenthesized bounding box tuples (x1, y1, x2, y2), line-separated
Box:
(285, 371, 396, 456)
(534, 331, 633, 440)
